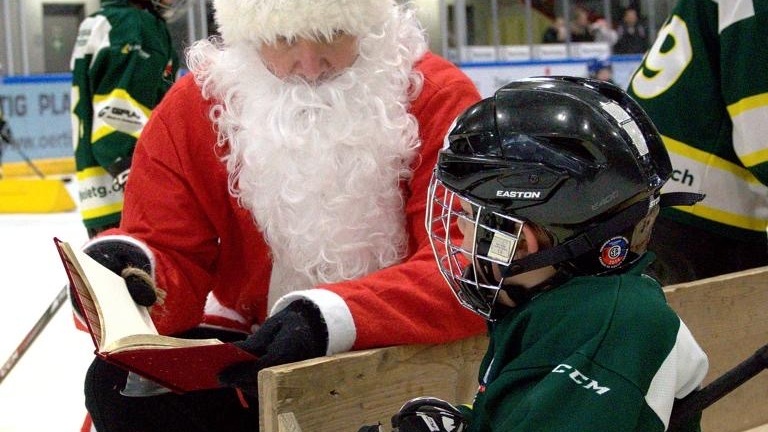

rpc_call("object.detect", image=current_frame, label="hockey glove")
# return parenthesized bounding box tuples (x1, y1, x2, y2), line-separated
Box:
(218, 299, 328, 396)
(106, 155, 132, 191)
(391, 397, 468, 432)
(82, 238, 157, 306)
(0, 115, 12, 145)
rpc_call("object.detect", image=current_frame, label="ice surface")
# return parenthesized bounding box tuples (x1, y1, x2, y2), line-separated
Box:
(0, 180, 94, 432)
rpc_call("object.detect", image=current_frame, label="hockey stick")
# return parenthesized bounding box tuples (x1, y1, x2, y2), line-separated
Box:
(667, 342, 768, 431)
(0, 285, 68, 385)
(2, 135, 46, 179)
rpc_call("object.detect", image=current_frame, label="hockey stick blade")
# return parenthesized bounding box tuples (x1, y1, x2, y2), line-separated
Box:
(0, 286, 68, 385)
(667, 342, 768, 431)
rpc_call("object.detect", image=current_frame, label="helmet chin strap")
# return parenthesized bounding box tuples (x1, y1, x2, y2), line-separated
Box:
(496, 268, 573, 313)
(464, 191, 703, 318)
(499, 191, 705, 280)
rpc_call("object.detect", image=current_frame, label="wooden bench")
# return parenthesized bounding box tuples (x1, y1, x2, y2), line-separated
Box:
(258, 266, 768, 432)
(258, 334, 488, 432)
(665, 266, 768, 432)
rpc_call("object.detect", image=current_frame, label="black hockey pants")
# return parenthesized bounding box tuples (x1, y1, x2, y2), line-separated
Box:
(84, 327, 259, 432)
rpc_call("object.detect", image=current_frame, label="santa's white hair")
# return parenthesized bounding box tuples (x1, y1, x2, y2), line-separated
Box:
(186, 2, 428, 302)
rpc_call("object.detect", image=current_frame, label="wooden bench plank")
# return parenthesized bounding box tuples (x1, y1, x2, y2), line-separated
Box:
(258, 334, 488, 432)
(664, 266, 768, 432)
(258, 266, 768, 432)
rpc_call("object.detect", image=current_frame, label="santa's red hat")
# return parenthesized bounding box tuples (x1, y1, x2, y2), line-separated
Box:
(213, 0, 396, 45)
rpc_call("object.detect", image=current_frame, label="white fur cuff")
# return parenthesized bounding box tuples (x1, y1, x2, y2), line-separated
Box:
(271, 289, 356, 355)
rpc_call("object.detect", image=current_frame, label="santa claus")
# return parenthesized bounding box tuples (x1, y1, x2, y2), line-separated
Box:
(77, 1, 485, 430)
(189, 0, 427, 307)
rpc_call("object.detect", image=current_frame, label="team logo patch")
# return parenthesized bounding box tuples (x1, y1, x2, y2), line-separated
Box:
(599, 236, 629, 268)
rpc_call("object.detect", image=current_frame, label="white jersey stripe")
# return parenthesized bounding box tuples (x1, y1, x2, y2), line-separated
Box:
(661, 136, 768, 231)
(645, 320, 709, 429)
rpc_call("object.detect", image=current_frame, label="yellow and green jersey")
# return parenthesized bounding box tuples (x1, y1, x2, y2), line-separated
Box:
(628, 0, 768, 243)
(70, 0, 177, 231)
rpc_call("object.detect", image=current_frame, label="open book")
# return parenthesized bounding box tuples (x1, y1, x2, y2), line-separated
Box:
(54, 238, 257, 394)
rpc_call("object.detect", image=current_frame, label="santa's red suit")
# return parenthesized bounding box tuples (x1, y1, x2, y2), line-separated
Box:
(90, 52, 486, 354)
(75, 1, 488, 430)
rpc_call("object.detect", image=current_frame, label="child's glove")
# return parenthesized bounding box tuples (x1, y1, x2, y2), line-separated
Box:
(391, 397, 468, 432)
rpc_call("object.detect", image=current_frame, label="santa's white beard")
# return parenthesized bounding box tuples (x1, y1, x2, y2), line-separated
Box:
(187, 18, 426, 302)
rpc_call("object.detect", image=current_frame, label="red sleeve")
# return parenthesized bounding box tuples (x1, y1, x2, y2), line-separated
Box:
(104, 75, 223, 334)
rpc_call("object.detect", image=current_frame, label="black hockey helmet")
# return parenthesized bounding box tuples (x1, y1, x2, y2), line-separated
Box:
(426, 76, 701, 318)
(135, 0, 188, 21)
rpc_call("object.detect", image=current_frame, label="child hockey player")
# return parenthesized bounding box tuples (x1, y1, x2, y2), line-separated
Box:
(361, 76, 710, 432)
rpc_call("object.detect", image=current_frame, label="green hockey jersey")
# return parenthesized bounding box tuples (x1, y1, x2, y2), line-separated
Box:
(458, 258, 709, 431)
(70, 0, 178, 230)
(628, 0, 768, 243)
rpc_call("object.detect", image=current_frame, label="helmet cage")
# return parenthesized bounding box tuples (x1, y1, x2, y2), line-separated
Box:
(427, 173, 525, 319)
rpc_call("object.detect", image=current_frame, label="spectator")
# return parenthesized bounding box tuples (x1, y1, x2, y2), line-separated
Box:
(613, 6, 650, 54)
(591, 18, 618, 45)
(587, 58, 615, 84)
(70, 0, 183, 238)
(359, 76, 709, 432)
(75, 0, 486, 431)
(628, 0, 768, 284)
(543, 6, 608, 44)
(542, 16, 567, 43)
(569, 5, 596, 42)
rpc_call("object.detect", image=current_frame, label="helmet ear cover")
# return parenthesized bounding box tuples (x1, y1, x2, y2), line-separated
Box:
(499, 194, 655, 278)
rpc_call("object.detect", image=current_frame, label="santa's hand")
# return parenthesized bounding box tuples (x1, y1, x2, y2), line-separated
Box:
(218, 300, 328, 396)
(82, 238, 158, 306)
(392, 397, 468, 432)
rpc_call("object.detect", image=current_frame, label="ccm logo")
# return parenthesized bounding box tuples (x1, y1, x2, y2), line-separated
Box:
(552, 364, 611, 395)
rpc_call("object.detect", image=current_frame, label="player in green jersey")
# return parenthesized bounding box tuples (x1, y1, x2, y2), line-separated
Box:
(360, 76, 710, 432)
(0, 105, 10, 178)
(70, 0, 184, 237)
(628, 0, 768, 285)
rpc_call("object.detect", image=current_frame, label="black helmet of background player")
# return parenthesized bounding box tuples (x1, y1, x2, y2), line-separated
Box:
(426, 76, 701, 319)
(134, 0, 188, 21)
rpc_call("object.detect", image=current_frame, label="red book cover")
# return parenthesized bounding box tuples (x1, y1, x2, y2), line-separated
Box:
(54, 237, 257, 394)
(104, 343, 258, 393)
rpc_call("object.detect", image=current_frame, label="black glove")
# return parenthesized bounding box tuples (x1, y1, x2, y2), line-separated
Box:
(107, 155, 132, 190)
(0, 115, 11, 145)
(391, 397, 468, 432)
(217, 299, 328, 396)
(358, 424, 382, 432)
(82, 239, 157, 306)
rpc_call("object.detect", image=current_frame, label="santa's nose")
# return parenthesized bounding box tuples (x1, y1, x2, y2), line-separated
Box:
(290, 41, 332, 83)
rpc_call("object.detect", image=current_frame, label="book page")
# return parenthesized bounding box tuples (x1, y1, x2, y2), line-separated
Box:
(57, 239, 259, 393)
(105, 333, 223, 353)
(61, 241, 159, 350)
(58, 242, 102, 348)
